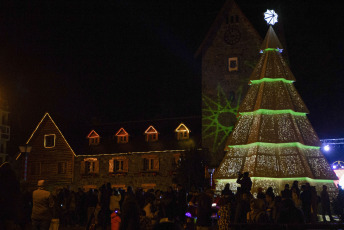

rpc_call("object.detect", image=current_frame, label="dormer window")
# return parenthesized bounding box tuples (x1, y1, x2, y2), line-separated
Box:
(175, 123, 190, 140)
(44, 134, 56, 148)
(115, 128, 129, 144)
(87, 130, 100, 146)
(144, 126, 159, 142)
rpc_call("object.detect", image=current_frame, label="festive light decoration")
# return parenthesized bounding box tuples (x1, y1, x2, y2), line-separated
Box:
(87, 130, 100, 138)
(144, 125, 158, 134)
(324, 145, 330, 152)
(332, 161, 344, 169)
(26, 113, 77, 156)
(214, 23, 337, 194)
(175, 123, 190, 133)
(228, 142, 320, 150)
(250, 78, 294, 85)
(202, 85, 243, 153)
(44, 134, 56, 148)
(260, 48, 283, 53)
(239, 109, 307, 117)
(115, 128, 129, 136)
(264, 9, 278, 25)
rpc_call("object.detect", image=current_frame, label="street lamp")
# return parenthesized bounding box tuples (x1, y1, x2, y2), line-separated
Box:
(19, 145, 32, 181)
(207, 168, 215, 187)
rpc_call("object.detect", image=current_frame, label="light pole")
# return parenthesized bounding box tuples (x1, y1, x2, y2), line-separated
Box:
(207, 168, 215, 187)
(19, 145, 32, 181)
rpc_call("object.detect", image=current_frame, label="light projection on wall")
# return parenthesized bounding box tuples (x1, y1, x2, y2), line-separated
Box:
(202, 85, 242, 153)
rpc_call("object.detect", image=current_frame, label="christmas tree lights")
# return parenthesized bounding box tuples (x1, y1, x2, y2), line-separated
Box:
(214, 14, 337, 194)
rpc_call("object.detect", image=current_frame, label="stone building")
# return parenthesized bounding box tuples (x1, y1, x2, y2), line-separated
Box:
(19, 113, 200, 191)
(196, 0, 263, 164)
(73, 118, 200, 191)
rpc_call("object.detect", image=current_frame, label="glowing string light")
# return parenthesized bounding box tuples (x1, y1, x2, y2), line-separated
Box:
(250, 78, 294, 85)
(228, 142, 320, 150)
(239, 109, 307, 117)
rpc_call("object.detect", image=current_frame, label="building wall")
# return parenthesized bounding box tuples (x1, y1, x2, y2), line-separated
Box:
(201, 3, 262, 163)
(73, 151, 181, 191)
(26, 117, 74, 187)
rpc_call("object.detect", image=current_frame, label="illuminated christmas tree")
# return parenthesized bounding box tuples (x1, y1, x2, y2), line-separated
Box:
(214, 10, 337, 194)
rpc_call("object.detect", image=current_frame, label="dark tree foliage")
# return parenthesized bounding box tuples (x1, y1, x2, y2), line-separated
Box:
(173, 149, 210, 191)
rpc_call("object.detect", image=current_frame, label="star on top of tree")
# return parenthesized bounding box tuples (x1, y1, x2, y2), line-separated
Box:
(264, 9, 278, 25)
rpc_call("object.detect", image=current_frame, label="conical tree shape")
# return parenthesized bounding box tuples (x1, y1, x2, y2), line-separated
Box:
(214, 26, 337, 193)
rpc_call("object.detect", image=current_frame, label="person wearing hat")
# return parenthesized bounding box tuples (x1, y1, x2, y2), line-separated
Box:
(32, 180, 54, 230)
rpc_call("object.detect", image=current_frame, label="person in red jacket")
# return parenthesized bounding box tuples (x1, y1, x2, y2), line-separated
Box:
(111, 210, 121, 230)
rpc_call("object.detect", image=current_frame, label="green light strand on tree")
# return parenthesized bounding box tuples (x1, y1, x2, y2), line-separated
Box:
(250, 78, 294, 85)
(228, 142, 320, 149)
(239, 109, 307, 116)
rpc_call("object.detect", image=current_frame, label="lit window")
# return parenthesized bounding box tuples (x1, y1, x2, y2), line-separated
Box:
(115, 128, 129, 144)
(58, 162, 67, 174)
(44, 134, 56, 148)
(175, 123, 190, 140)
(228, 57, 238, 72)
(87, 130, 100, 146)
(144, 126, 159, 142)
(82, 158, 99, 175)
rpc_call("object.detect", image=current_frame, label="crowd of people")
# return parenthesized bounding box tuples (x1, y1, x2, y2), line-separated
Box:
(28, 172, 344, 230)
(2, 161, 344, 230)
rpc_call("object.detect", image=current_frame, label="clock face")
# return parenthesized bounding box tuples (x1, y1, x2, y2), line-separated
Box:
(224, 28, 241, 45)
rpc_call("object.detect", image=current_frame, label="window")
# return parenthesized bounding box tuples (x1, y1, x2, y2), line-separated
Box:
(144, 126, 159, 142)
(142, 156, 159, 171)
(175, 123, 190, 140)
(30, 162, 41, 175)
(85, 161, 95, 173)
(58, 162, 67, 174)
(109, 157, 128, 173)
(228, 57, 238, 72)
(44, 134, 56, 148)
(143, 158, 155, 171)
(115, 128, 129, 144)
(81, 158, 99, 175)
(147, 134, 157, 141)
(114, 160, 124, 171)
(87, 130, 100, 146)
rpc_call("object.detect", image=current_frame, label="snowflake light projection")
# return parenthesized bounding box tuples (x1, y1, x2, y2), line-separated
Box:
(264, 9, 278, 25)
(202, 85, 242, 153)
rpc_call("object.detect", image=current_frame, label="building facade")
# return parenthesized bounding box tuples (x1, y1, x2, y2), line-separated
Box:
(196, 0, 262, 164)
(20, 113, 201, 191)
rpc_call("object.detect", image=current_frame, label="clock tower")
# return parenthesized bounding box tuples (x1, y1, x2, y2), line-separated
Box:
(196, 0, 262, 164)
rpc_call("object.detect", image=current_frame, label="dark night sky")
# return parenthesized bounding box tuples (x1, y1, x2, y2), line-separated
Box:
(0, 0, 344, 154)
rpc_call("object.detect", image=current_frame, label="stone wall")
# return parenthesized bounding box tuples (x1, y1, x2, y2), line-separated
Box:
(201, 3, 262, 163)
(73, 151, 180, 191)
